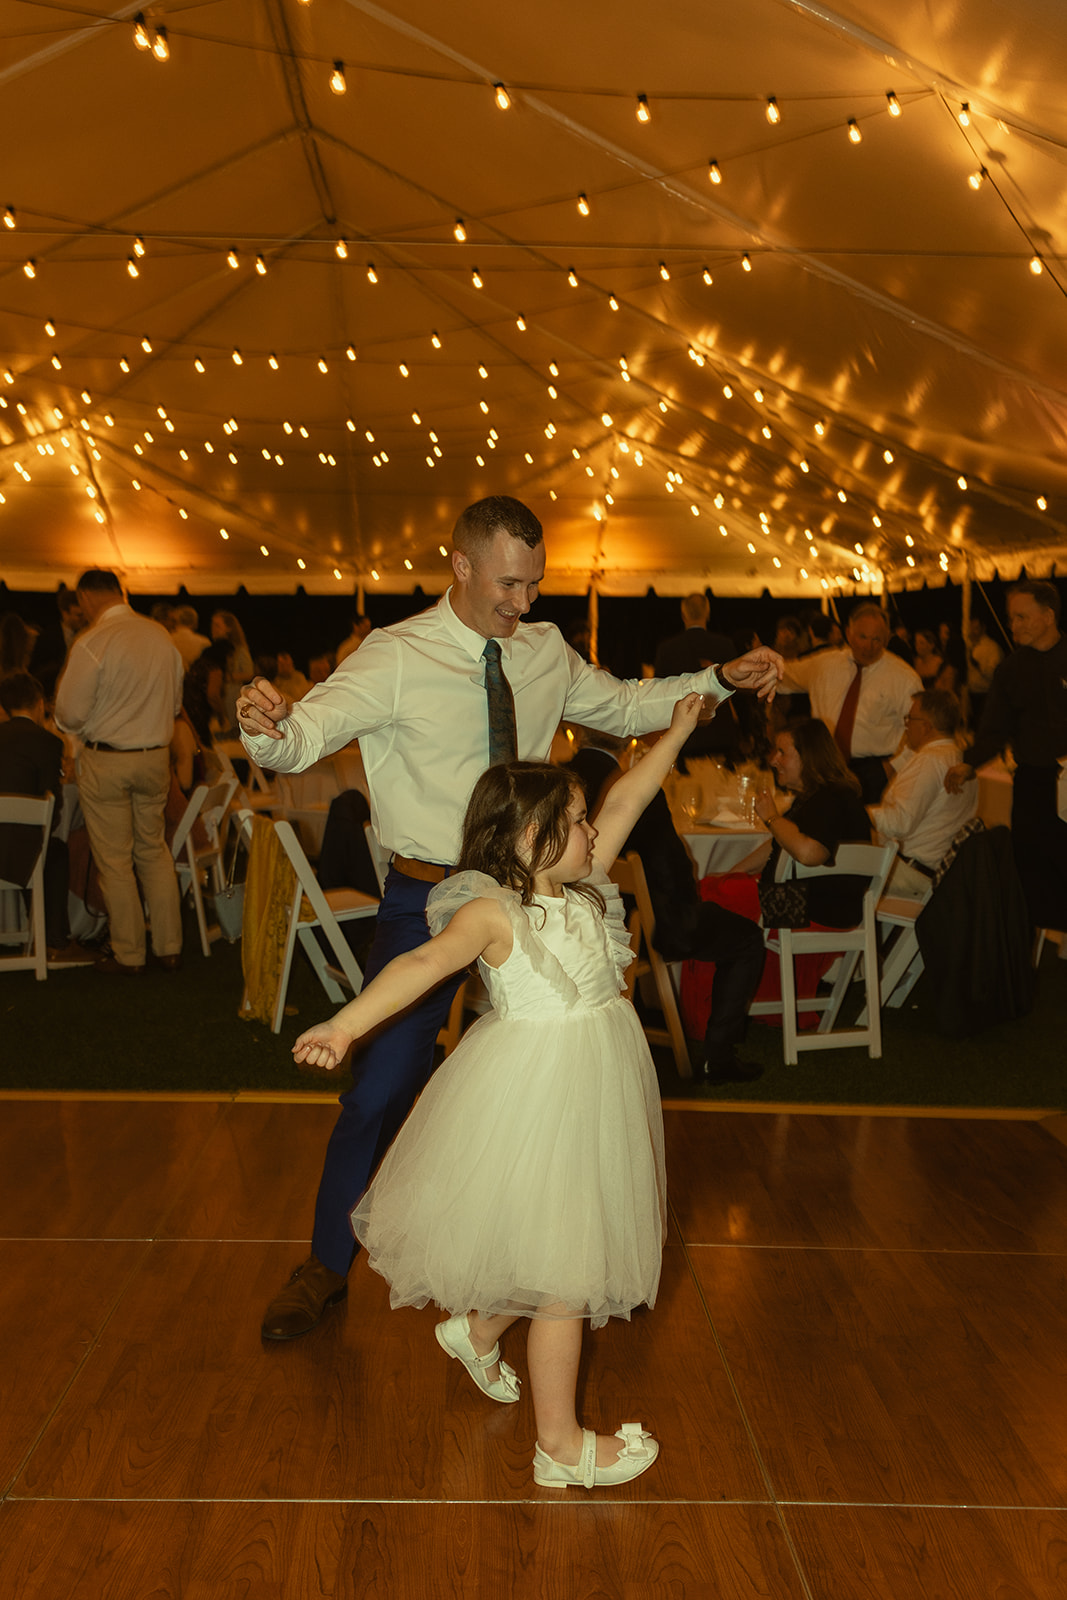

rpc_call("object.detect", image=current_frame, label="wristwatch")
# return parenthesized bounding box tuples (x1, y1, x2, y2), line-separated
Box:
(713, 663, 734, 693)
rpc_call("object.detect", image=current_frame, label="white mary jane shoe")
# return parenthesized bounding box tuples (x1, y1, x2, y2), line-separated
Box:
(435, 1314, 521, 1404)
(533, 1423, 659, 1489)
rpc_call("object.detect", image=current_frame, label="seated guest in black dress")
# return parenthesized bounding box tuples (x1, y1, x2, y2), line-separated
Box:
(754, 718, 872, 927)
(0, 672, 93, 964)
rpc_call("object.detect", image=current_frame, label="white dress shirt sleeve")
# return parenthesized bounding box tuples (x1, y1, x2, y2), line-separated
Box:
(54, 638, 100, 739)
(239, 630, 399, 773)
(560, 652, 730, 737)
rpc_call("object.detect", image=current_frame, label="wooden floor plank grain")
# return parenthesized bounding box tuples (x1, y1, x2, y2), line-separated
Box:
(12, 1241, 770, 1506)
(0, 1499, 811, 1600)
(687, 1243, 1067, 1509)
(782, 1504, 1067, 1600)
(0, 1240, 148, 1490)
(0, 1099, 228, 1241)
(665, 1109, 1067, 1253)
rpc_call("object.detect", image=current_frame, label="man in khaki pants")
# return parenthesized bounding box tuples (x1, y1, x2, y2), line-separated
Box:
(55, 569, 184, 975)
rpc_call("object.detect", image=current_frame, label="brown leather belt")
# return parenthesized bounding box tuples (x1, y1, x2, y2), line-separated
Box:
(391, 854, 452, 884)
(84, 741, 167, 753)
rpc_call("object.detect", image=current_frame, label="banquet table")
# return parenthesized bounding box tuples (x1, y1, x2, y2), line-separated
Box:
(681, 824, 771, 879)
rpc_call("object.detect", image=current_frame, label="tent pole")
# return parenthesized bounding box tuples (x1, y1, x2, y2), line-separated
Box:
(588, 584, 599, 666)
(961, 560, 973, 727)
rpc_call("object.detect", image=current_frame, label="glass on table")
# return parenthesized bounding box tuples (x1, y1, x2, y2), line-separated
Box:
(675, 778, 703, 826)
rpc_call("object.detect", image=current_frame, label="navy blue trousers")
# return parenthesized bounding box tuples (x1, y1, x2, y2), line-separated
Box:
(310, 867, 464, 1274)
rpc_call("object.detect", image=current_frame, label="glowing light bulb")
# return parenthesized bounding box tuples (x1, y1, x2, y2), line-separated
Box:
(799, 459, 809, 473)
(659, 262, 670, 281)
(472, 268, 483, 288)
(741, 252, 751, 272)
(23, 259, 35, 278)
(516, 314, 526, 330)
(1030, 255, 1043, 275)
(762, 425, 772, 439)
(335, 238, 348, 258)
(753, 388, 764, 403)
(255, 254, 267, 275)
(958, 102, 970, 127)
(478, 364, 489, 379)
(723, 384, 733, 399)
(430, 331, 442, 351)
(133, 14, 151, 49)
(494, 82, 511, 110)
(577, 194, 590, 216)
(847, 119, 862, 144)
(232, 348, 243, 365)
(366, 263, 378, 283)
(3, 207, 14, 228)
(119, 357, 130, 372)
(838, 489, 848, 503)
(1037, 495, 1048, 510)
(814, 420, 826, 436)
(194, 356, 205, 373)
(227, 248, 239, 269)
(127, 257, 139, 277)
(886, 91, 901, 117)
(568, 268, 579, 287)
(399, 363, 409, 377)
(45, 320, 56, 337)
(957, 474, 967, 490)
(708, 160, 722, 184)
(268, 352, 279, 370)
(151, 26, 168, 61)
(766, 96, 780, 125)
(133, 236, 145, 257)
(968, 169, 986, 190)
(317, 357, 328, 372)
(330, 61, 347, 95)
(636, 94, 650, 123)
(703, 268, 713, 285)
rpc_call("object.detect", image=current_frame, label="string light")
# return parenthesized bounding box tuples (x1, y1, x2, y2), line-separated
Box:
(516, 314, 526, 330)
(23, 259, 35, 278)
(472, 267, 483, 288)
(753, 388, 764, 403)
(478, 364, 489, 379)
(494, 82, 511, 110)
(636, 94, 650, 123)
(723, 384, 732, 398)
(227, 248, 239, 269)
(957, 474, 968, 490)
(119, 357, 130, 372)
(577, 193, 590, 216)
(968, 169, 986, 190)
(847, 119, 862, 144)
(366, 263, 378, 283)
(702, 268, 713, 285)
(708, 160, 722, 184)
(872, 514, 882, 527)
(151, 27, 168, 61)
(232, 348, 243, 364)
(741, 253, 752, 271)
(814, 420, 826, 436)
(658, 262, 670, 281)
(568, 268, 579, 287)
(133, 13, 151, 50)
(799, 458, 809, 472)
(453, 218, 466, 242)
(431, 331, 442, 348)
(958, 103, 971, 127)
(1030, 255, 1043, 275)
(45, 320, 56, 337)
(1037, 495, 1048, 510)
(886, 91, 901, 117)
(268, 352, 279, 369)
(346, 344, 356, 361)
(330, 61, 347, 95)
(398, 364, 409, 377)
(255, 254, 267, 275)
(766, 96, 781, 124)
(132, 236, 145, 257)
(194, 356, 205, 372)
(608, 295, 619, 311)
(335, 238, 348, 258)
(127, 257, 139, 277)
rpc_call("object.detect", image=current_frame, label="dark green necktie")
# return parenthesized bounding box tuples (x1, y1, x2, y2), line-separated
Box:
(482, 639, 517, 766)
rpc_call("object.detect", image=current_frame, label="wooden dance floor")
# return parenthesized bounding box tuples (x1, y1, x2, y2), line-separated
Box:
(1, 1093, 1066, 1598)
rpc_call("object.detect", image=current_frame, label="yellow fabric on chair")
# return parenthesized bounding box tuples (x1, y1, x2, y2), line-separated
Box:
(239, 815, 297, 1024)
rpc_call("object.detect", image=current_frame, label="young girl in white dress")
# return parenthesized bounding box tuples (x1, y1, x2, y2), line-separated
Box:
(293, 692, 704, 1490)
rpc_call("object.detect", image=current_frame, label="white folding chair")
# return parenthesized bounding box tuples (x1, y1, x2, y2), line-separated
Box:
(853, 895, 925, 1027)
(267, 818, 378, 1034)
(610, 851, 692, 1078)
(0, 793, 56, 981)
(750, 841, 898, 1064)
(170, 775, 239, 957)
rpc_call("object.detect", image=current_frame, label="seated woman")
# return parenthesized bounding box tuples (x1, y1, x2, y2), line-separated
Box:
(681, 719, 872, 1035)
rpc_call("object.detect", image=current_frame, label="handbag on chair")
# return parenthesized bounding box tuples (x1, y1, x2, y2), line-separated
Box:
(213, 830, 245, 943)
(757, 877, 809, 928)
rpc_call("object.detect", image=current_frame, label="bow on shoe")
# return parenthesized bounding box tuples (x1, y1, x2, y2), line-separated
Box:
(615, 1423, 656, 1459)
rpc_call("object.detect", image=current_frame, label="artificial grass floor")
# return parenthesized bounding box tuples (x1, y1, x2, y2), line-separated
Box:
(1, 905, 1064, 1109)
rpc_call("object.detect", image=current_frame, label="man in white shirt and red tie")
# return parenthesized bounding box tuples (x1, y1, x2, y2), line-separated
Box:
(869, 689, 978, 899)
(779, 602, 922, 803)
(236, 495, 784, 1341)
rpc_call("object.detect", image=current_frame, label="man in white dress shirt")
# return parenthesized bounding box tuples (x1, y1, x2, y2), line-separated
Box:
(778, 602, 922, 803)
(869, 690, 978, 899)
(237, 495, 783, 1341)
(54, 569, 184, 975)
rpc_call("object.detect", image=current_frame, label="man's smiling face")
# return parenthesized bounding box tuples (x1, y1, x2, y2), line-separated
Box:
(451, 530, 545, 640)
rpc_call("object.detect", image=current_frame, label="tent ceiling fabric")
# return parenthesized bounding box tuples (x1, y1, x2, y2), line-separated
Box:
(2, 0, 1067, 597)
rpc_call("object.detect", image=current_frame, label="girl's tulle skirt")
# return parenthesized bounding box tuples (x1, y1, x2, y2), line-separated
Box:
(350, 999, 666, 1330)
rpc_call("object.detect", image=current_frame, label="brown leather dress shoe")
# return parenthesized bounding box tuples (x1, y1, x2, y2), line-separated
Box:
(154, 953, 182, 971)
(261, 1254, 348, 1340)
(94, 954, 147, 976)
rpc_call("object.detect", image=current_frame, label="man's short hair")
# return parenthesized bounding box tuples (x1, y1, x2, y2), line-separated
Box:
(1009, 579, 1061, 624)
(175, 605, 200, 629)
(75, 568, 123, 595)
(0, 670, 45, 716)
(57, 587, 82, 618)
(914, 688, 960, 738)
(452, 496, 543, 558)
(847, 601, 889, 632)
(680, 593, 709, 627)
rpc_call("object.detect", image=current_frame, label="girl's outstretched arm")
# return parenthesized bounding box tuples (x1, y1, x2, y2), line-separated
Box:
(592, 693, 703, 870)
(293, 896, 512, 1070)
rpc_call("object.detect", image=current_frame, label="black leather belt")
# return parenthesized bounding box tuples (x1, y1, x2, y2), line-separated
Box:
(84, 741, 166, 753)
(900, 855, 935, 879)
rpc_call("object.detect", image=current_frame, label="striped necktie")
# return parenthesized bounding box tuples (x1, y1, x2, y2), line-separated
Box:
(482, 640, 517, 766)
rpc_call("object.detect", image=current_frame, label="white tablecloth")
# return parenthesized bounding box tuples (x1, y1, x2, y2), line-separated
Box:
(683, 827, 770, 879)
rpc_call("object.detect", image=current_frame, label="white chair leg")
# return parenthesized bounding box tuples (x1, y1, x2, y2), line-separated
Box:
(779, 929, 799, 1066)
(31, 872, 47, 981)
(297, 924, 349, 1004)
(817, 950, 862, 1032)
(865, 913, 882, 1058)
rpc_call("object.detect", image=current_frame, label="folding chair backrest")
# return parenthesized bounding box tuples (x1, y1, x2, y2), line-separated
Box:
(790, 841, 898, 905)
(0, 792, 55, 883)
(0, 792, 56, 979)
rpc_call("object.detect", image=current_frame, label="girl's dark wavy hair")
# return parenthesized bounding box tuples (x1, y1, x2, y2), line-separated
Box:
(457, 760, 604, 914)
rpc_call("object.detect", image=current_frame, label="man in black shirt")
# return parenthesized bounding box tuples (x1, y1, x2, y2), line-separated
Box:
(946, 580, 1067, 932)
(654, 594, 742, 768)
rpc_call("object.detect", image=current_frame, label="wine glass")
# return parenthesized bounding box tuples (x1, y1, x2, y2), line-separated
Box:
(676, 780, 702, 827)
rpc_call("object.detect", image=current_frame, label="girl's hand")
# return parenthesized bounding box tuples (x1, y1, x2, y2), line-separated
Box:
(293, 1021, 354, 1071)
(670, 693, 704, 735)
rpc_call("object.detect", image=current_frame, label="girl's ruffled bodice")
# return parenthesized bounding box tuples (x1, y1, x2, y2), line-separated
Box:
(427, 861, 633, 1021)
